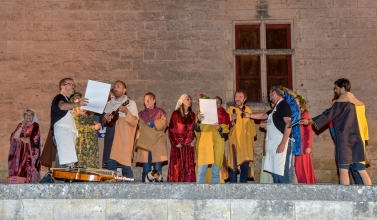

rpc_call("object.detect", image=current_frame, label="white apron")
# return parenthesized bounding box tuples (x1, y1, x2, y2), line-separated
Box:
(260, 156, 274, 183)
(263, 99, 289, 176)
(54, 108, 78, 165)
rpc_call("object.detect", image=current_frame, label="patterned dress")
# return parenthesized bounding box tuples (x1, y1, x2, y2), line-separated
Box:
(8, 123, 41, 183)
(74, 110, 99, 168)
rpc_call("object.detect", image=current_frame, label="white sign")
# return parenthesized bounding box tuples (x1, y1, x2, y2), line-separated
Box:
(199, 99, 218, 125)
(81, 80, 111, 114)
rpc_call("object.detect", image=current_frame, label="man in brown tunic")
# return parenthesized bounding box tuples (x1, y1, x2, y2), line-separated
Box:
(136, 92, 168, 182)
(102, 80, 139, 178)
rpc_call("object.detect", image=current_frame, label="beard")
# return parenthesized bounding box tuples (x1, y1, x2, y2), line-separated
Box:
(114, 91, 123, 98)
(235, 100, 243, 107)
(334, 91, 340, 99)
(269, 95, 275, 103)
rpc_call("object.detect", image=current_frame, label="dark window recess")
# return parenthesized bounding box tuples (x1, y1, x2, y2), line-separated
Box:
(236, 56, 261, 101)
(266, 24, 291, 49)
(235, 25, 260, 49)
(266, 55, 292, 96)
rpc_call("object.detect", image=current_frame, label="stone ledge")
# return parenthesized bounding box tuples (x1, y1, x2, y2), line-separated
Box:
(1, 184, 377, 219)
(1, 199, 376, 219)
(0, 183, 376, 202)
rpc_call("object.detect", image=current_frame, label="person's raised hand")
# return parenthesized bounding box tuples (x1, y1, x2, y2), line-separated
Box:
(94, 123, 102, 130)
(79, 98, 89, 107)
(197, 112, 204, 121)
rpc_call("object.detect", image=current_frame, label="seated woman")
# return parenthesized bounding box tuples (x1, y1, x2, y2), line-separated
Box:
(9, 108, 41, 183)
(70, 92, 102, 168)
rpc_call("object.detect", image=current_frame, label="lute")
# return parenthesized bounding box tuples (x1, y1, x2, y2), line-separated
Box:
(50, 168, 116, 182)
(50, 168, 135, 182)
(106, 100, 130, 127)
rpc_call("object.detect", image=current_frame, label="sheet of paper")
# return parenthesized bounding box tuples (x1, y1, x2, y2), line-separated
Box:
(199, 99, 218, 125)
(81, 80, 111, 114)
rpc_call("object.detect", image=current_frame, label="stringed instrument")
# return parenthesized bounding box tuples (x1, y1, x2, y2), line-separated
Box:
(51, 168, 117, 182)
(106, 100, 130, 127)
(50, 168, 135, 182)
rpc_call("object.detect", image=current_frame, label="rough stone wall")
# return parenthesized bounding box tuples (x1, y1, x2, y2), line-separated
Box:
(0, 0, 376, 183)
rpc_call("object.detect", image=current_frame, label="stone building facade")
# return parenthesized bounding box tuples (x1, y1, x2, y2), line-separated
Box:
(0, 0, 376, 183)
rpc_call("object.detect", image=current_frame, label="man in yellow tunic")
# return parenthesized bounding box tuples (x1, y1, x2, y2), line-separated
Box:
(195, 96, 230, 183)
(226, 90, 256, 183)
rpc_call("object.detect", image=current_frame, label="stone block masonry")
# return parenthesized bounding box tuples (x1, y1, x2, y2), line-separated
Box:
(1, 183, 377, 219)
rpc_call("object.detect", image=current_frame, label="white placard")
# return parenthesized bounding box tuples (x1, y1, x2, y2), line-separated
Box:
(199, 99, 218, 125)
(81, 80, 111, 114)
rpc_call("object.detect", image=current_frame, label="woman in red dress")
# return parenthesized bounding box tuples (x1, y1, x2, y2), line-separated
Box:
(8, 108, 41, 183)
(167, 94, 196, 182)
(295, 95, 316, 184)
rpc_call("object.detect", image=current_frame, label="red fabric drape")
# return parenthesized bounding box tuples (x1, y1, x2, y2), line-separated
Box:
(217, 107, 231, 128)
(167, 110, 196, 182)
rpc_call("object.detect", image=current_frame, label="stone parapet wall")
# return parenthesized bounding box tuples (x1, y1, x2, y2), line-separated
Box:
(1, 0, 377, 184)
(1, 183, 376, 219)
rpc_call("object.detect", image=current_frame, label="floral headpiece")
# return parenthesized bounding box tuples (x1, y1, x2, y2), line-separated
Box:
(199, 93, 210, 99)
(69, 92, 82, 103)
(296, 95, 307, 104)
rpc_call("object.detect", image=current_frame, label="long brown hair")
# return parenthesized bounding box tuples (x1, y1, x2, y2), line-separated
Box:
(178, 95, 192, 117)
(296, 95, 308, 113)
